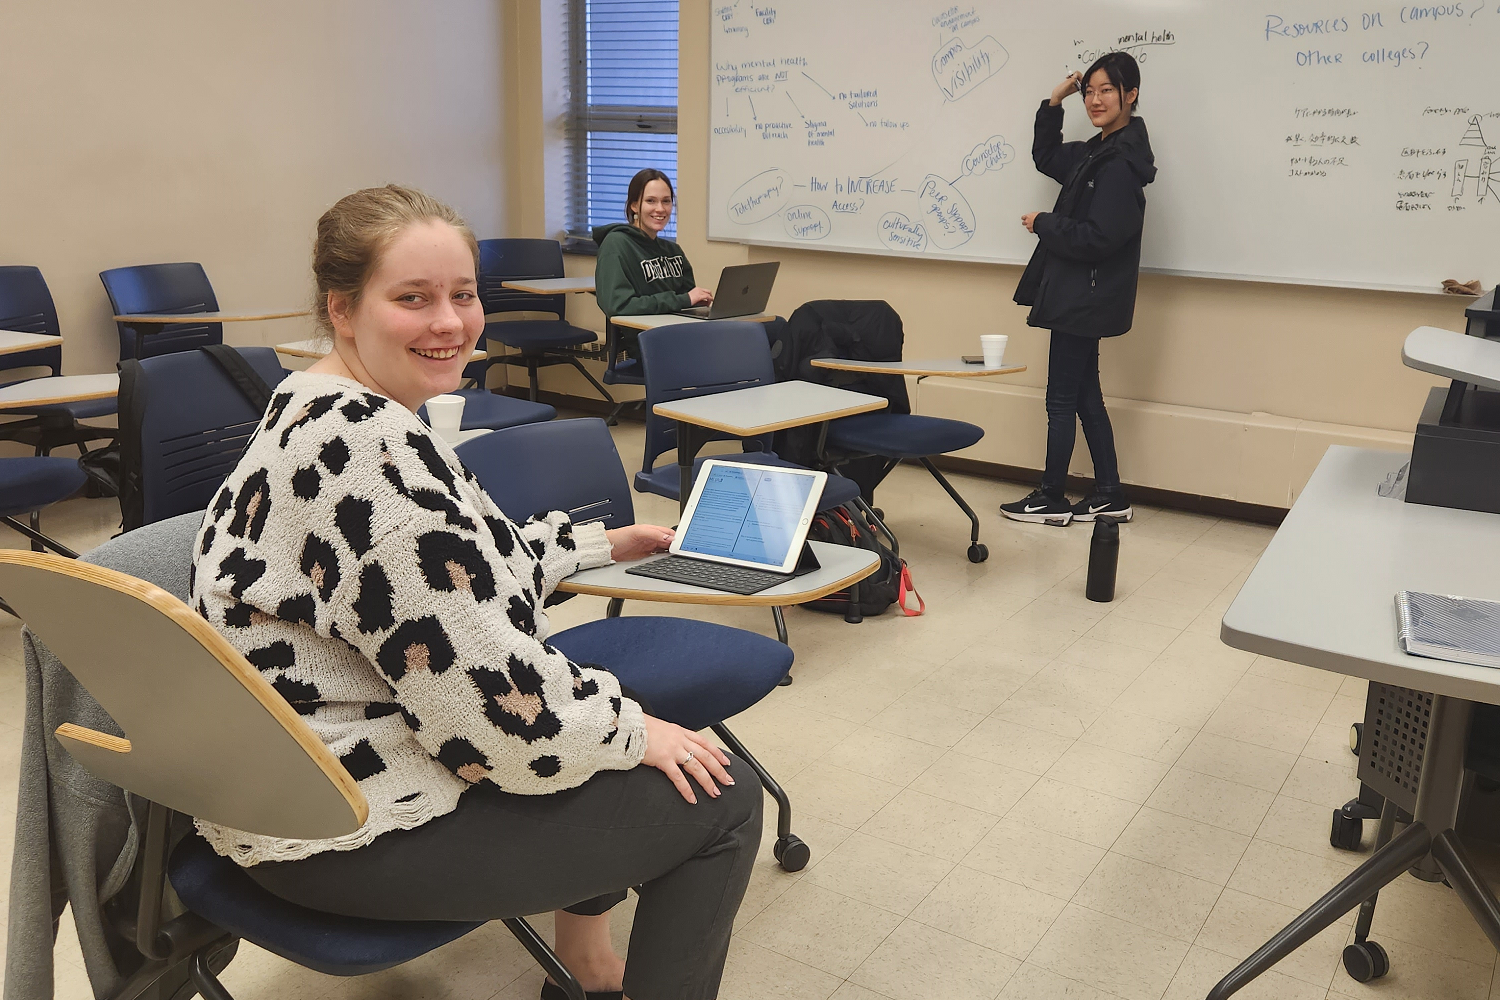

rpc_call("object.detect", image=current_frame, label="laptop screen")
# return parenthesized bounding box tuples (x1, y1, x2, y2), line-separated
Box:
(677, 464, 817, 569)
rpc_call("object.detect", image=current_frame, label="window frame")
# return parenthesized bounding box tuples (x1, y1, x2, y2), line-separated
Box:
(564, 0, 679, 252)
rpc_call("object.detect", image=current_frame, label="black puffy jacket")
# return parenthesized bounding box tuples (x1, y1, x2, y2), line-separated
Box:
(1013, 101, 1157, 338)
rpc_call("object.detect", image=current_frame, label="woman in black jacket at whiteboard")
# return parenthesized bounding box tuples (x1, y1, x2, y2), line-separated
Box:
(1002, 51, 1156, 526)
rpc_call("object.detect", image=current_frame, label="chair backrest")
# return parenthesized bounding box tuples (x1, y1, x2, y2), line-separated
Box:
(130, 347, 288, 525)
(0, 266, 63, 382)
(455, 417, 635, 529)
(781, 300, 911, 413)
(477, 239, 567, 320)
(0, 549, 366, 839)
(637, 320, 775, 474)
(100, 262, 223, 360)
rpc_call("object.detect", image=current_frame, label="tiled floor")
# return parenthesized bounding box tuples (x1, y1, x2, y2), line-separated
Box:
(3, 421, 1499, 1000)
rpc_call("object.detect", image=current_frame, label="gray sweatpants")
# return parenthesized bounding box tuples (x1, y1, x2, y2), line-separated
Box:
(247, 760, 763, 1000)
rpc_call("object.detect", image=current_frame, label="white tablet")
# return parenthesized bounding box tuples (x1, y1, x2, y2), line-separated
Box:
(672, 460, 828, 574)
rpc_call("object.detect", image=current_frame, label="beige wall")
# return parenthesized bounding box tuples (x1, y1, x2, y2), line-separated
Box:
(664, 0, 1475, 506)
(0, 0, 510, 377)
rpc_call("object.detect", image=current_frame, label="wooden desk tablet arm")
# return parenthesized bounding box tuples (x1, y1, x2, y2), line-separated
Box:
(0, 551, 368, 963)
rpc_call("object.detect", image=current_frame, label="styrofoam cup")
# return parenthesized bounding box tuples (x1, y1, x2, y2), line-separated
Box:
(980, 334, 1008, 368)
(426, 393, 465, 444)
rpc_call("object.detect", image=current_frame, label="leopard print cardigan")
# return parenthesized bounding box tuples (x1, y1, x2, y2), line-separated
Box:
(190, 371, 644, 865)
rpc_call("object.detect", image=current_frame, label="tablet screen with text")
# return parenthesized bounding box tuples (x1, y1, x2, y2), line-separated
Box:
(676, 464, 817, 569)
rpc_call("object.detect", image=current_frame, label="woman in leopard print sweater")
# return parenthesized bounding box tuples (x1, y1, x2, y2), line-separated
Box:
(191, 185, 762, 1000)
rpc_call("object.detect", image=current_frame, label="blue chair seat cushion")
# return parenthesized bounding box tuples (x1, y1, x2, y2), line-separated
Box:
(485, 320, 595, 352)
(825, 412, 984, 460)
(633, 451, 860, 510)
(167, 835, 482, 976)
(602, 357, 643, 385)
(418, 390, 555, 432)
(549, 617, 794, 732)
(0, 457, 87, 517)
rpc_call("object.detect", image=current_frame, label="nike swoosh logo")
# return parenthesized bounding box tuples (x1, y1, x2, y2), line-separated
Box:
(1023, 504, 1049, 513)
(1087, 504, 1113, 513)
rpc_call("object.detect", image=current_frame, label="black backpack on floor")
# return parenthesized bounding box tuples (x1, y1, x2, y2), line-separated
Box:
(800, 503, 923, 617)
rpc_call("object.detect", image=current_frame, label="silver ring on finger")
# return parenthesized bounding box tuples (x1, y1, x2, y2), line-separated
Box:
(682, 750, 696, 767)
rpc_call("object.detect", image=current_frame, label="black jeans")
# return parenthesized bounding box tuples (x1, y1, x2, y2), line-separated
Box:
(1042, 330, 1121, 494)
(248, 764, 763, 1000)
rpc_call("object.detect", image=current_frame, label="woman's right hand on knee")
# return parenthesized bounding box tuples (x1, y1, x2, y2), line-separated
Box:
(641, 715, 734, 804)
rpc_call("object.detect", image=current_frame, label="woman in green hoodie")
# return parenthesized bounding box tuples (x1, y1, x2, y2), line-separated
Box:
(593, 168, 714, 360)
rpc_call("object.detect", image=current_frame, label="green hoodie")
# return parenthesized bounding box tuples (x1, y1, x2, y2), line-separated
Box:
(592, 223, 697, 319)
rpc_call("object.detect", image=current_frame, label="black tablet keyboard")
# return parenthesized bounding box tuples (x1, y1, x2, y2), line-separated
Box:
(625, 556, 793, 595)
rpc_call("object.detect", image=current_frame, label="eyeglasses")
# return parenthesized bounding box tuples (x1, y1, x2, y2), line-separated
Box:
(1084, 85, 1118, 100)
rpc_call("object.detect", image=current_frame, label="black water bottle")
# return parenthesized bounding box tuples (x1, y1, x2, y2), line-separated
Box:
(1086, 517, 1120, 603)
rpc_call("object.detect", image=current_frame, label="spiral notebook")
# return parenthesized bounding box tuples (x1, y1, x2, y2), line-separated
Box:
(1396, 591, 1500, 669)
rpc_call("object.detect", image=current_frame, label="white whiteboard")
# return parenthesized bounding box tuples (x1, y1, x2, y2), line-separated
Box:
(707, 1, 1500, 292)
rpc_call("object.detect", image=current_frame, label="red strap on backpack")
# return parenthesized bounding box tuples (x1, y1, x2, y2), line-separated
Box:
(896, 562, 924, 616)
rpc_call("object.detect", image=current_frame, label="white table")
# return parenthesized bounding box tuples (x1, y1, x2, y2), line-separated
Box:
(653, 380, 887, 512)
(610, 312, 775, 331)
(276, 340, 487, 364)
(811, 357, 1027, 381)
(1209, 445, 1500, 998)
(0, 331, 63, 357)
(558, 540, 878, 607)
(499, 277, 596, 295)
(0, 374, 118, 409)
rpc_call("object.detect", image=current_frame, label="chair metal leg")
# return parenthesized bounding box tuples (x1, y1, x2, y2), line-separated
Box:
(606, 597, 624, 618)
(711, 722, 809, 872)
(29, 510, 43, 553)
(1, 515, 77, 558)
(565, 357, 616, 406)
(918, 457, 988, 562)
(528, 361, 541, 402)
(848, 496, 899, 558)
(1206, 821, 1434, 1000)
(1432, 830, 1500, 950)
(1353, 798, 1401, 942)
(189, 946, 237, 1000)
(503, 917, 586, 1000)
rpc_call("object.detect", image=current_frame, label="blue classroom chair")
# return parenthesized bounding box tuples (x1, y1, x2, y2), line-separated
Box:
(632, 320, 862, 512)
(0, 456, 86, 560)
(0, 266, 118, 455)
(456, 418, 812, 870)
(123, 347, 289, 527)
(809, 301, 989, 561)
(478, 239, 613, 407)
(100, 262, 224, 360)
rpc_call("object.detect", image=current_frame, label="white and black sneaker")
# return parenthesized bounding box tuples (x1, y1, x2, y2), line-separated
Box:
(1071, 492, 1133, 523)
(1000, 489, 1074, 525)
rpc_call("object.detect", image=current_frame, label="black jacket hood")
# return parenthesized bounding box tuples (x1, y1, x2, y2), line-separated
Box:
(1105, 116, 1157, 187)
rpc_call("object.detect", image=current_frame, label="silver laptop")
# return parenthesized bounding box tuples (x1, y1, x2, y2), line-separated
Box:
(673, 261, 780, 319)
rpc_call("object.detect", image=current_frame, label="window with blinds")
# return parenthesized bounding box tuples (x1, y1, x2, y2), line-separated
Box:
(566, 0, 679, 245)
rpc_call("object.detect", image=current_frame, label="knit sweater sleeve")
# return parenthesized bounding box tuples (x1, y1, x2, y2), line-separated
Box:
(513, 511, 612, 599)
(325, 498, 645, 793)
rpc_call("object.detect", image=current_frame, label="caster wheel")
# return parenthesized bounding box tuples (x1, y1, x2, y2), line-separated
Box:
(1342, 940, 1389, 983)
(1330, 809, 1364, 851)
(967, 543, 989, 563)
(774, 834, 810, 872)
(1350, 722, 1363, 756)
(871, 507, 884, 520)
(777, 672, 794, 687)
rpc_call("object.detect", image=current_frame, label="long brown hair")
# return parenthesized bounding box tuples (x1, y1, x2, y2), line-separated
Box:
(624, 168, 675, 226)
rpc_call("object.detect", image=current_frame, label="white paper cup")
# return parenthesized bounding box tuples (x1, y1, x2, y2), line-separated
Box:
(426, 393, 465, 444)
(980, 334, 1008, 368)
